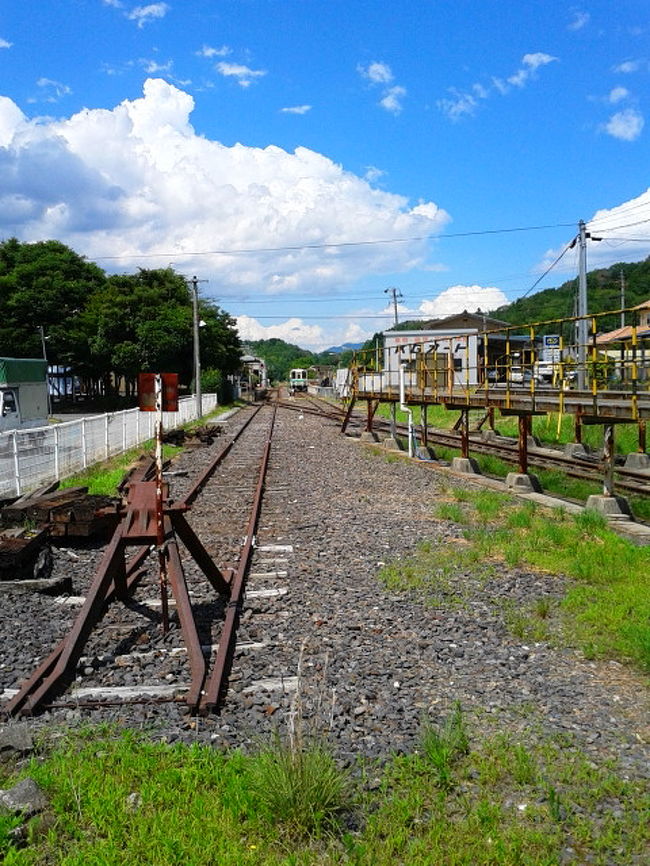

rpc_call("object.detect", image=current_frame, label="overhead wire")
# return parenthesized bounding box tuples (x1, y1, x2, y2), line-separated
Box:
(90, 220, 576, 261)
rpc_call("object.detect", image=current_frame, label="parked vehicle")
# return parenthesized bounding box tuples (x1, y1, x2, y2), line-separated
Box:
(0, 358, 49, 432)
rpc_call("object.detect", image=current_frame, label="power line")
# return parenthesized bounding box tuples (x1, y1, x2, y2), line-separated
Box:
(517, 239, 575, 300)
(89, 220, 576, 261)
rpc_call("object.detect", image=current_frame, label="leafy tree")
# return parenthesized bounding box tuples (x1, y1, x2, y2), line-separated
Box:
(0, 237, 106, 361)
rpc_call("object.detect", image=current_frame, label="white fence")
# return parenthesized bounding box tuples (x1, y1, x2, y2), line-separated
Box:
(0, 394, 218, 499)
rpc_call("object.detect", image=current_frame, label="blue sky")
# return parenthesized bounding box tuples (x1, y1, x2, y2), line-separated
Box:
(1, 0, 649, 349)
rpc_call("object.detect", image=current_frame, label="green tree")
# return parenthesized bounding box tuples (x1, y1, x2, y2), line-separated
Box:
(0, 237, 106, 362)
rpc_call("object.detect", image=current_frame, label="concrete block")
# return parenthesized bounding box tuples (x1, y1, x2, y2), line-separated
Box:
(585, 494, 632, 519)
(527, 435, 541, 448)
(382, 436, 402, 452)
(506, 472, 542, 493)
(451, 457, 480, 474)
(564, 442, 589, 458)
(416, 445, 436, 460)
(360, 431, 379, 443)
(624, 452, 650, 470)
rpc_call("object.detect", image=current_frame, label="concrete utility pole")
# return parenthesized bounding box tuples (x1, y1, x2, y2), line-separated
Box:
(577, 220, 588, 391)
(188, 276, 208, 418)
(384, 286, 402, 326)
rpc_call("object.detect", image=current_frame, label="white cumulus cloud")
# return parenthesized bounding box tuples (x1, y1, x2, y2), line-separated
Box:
(0, 38, 12, 49)
(357, 61, 394, 85)
(358, 61, 407, 114)
(216, 62, 266, 88)
(196, 44, 231, 58)
(539, 188, 650, 274)
(440, 52, 557, 120)
(418, 285, 509, 318)
(35, 78, 72, 102)
(236, 315, 326, 347)
(0, 78, 451, 298)
(280, 105, 312, 115)
(380, 86, 406, 115)
(608, 86, 629, 104)
(127, 3, 170, 28)
(612, 59, 643, 74)
(568, 11, 590, 31)
(603, 108, 644, 141)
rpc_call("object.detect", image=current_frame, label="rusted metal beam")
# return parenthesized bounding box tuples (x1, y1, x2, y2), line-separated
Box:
(163, 518, 207, 711)
(518, 415, 530, 475)
(171, 511, 230, 596)
(340, 396, 357, 434)
(460, 409, 470, 459)
(603, 424, 615, 497)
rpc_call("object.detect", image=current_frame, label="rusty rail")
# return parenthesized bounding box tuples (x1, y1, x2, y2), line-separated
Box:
(200, 401, 278, 713)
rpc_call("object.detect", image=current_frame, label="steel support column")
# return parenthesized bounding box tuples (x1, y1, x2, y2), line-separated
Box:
(518, 414, 530, 475)
(603, 423, 615, 497)
(460, 409, 470, 459)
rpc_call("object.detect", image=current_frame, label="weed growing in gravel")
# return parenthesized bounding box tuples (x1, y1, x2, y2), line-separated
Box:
(248, 735, 350, 839)
(420, 702, 469, 789)
(433, 501, 467, 523)
(390, 489, 650, 672)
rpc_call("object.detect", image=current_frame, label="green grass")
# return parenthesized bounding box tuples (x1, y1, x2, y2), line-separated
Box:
(58, 405, 234, 496)
(2, 721, 648, 865)
(380, 489, 650, 672)
(375, 401, 644, 456)
(427, 439, 650, 522)
(58, 442, 182, 496)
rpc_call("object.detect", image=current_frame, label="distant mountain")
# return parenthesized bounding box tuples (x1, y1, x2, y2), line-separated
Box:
(325, 342, 364, 353)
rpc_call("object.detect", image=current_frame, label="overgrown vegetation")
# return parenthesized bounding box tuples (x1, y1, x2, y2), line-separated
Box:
(58, 406, 232, 495)
(382, 489, 650, 672)
(2, 716, 648, 865)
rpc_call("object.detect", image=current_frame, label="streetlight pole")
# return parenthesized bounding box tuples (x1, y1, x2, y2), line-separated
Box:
(188, 276, 206, 419)
(39, 325, 52, 416)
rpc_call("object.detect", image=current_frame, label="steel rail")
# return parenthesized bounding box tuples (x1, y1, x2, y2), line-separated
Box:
(199, 401, 278, 714)
(290, 395, 650, 498)
(181, 404, 263, 506)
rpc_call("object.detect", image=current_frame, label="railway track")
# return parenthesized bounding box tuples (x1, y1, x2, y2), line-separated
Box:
(1, 401, 279, 718)
(0, 397, 647, 775)
(288, 393, 650, 500)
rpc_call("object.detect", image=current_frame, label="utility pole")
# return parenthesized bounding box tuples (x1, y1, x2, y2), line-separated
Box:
(576, 220, 588, 390)
(384, 286, 402, 438)
(384, 286, 402, 326)
(620, 269, 626, 329)
(187, 276, 208, 418)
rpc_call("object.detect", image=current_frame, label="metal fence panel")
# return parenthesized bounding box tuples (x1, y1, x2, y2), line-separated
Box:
(0, 394, 217, 498)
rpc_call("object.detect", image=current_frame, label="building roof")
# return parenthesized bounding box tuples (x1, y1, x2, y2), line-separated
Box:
(596, 324, 650, 345)
(595, 298, 650, 345)
(385, 309, 509, 335)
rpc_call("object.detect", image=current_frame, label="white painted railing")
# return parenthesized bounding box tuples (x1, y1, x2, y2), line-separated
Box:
(0, 394, 218, 499)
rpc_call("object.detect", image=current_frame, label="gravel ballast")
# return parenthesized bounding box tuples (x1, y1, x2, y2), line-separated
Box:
(0, 402, 647, 777)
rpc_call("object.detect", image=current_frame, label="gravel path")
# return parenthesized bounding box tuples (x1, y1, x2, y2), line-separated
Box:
(1, 402, 648, 776)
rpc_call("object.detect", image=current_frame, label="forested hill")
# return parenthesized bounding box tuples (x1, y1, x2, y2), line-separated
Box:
(244, 338, 354, 382)
(490, 257, 650, 329)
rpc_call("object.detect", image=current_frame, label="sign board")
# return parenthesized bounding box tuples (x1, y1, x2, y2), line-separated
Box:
(542, 335, 561, 363)
(138, 373, 179, 412)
